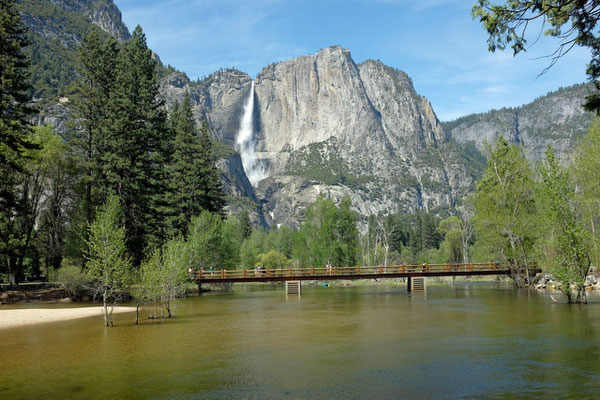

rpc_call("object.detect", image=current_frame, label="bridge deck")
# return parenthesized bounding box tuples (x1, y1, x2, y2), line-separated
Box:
(195, 262, 524, 284)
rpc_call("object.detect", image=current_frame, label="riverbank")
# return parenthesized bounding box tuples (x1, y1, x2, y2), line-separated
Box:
(0, 306, 137, 329)
(0, 283, 67, 304)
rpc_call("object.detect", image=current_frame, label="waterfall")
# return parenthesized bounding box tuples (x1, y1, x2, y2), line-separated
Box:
(236, 81, 266, 186)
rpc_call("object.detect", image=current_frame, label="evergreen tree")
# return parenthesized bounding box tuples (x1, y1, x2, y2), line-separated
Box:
(168, 93, 201, 235)
(239, 210, 252, 240)
(196, 121, 226, 215)
(0, 0, 36, 285)
(103, 25, 168, 262)
(0, 0, 34, 189)
(70, 30, 118, 235)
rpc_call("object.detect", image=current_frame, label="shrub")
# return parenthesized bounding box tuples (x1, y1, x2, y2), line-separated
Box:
(57, 261, 90, 301)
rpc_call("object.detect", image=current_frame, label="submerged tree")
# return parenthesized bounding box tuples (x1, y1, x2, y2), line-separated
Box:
(539, 146, 591, 303)
(86, 195, 131, 326)
(472, 137, 538, 287)
(573, 119, 600, 265)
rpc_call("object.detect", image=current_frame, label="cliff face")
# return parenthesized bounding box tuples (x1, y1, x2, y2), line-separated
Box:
(160, 47, 480, 226)
(444, 83, 595, 160)
(20, 0, 594, 226)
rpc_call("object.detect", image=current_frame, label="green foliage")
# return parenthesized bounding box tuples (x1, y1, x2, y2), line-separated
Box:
(538, 146, 591, 303)
(57, 260, 90, 301)
(86, 195, 131, 326)
(33, 126, 76, 272)
(294, 195, 359, 268)
(167, 93, 226, 236)
(0, 0, 38, 285)
(286, 140, 375, 189)
(437, 217, 464, 263)
(255, 250, 291, 269)
(187, 211, 238, 270)
(472, 137, 538, 286)
(472, 1, 600, 112)
(573, 118, 600, 265)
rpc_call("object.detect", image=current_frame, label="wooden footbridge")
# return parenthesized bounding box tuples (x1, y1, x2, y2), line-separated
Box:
(195, 262, 535, 292)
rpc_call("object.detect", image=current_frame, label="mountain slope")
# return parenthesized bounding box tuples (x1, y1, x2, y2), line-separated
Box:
(444, 83, 595, 160)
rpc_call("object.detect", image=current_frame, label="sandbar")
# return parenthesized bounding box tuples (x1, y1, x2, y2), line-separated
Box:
(0, 306, 136, 329)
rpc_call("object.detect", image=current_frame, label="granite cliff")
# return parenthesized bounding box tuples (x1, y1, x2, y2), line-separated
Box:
(161, 47, 482, 226)
(17, 1, 595, 227)
(444, 83, 595, 160)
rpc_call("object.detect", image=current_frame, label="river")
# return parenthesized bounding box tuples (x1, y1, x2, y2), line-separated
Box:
(2, 282, 600, 399)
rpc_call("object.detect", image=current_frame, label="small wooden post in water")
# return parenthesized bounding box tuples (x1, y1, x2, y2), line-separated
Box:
(286, 281, 301, 296)
(408, 277, 426, 292)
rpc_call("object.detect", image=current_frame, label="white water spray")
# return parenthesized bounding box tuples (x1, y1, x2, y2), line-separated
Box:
(236, 81, 266, 185)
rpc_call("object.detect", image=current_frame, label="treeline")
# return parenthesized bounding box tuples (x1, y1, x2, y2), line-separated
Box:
(468, 131, 600, 303)
(1, 0, 225, 296)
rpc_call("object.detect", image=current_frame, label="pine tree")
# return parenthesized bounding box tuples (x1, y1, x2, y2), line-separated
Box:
(0, 0, 34, 185)
(168, 93, 225, 236)
(196, 121, 226, 215)
(71, 30, 118, 234)
(168, 93, 199, 235)
(103, 25, 167, 262)
(0, 0, 37, 285)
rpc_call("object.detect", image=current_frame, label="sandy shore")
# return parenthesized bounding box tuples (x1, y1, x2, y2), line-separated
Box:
(0, 306, 136, 329)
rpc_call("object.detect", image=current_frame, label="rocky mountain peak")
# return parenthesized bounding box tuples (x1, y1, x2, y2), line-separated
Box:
(49, 0, 130, 40)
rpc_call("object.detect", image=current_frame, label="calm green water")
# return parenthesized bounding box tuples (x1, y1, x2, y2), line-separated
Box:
(2, 283, 600, 399)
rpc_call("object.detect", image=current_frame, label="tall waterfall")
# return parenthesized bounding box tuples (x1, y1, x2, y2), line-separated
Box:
(236, 81, 265, 185)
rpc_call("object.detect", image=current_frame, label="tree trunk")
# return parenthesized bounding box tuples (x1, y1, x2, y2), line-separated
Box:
(103, 289, 109, 327)
(135, 303, 140, 325)
(166, 299, 172, 318)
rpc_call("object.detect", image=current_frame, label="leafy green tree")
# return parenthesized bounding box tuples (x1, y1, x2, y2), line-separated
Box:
(294, 195, 359, 268)
(240, 230, 267, 269)
(1, 127, 64, 285)
(437, 216, 464, 264)
(187, 211, 236, 270)
(538, 146, 591, 303)
(157, 237, 190, 317)
(133, 249, 162, 322)
(255, 250, 291, 269)
(33, 127, 77, 272)
(573, 119, 600, 264)
(86, 195, 131, 326)
(472, 1, 600, 112)
(472, 137, 538, 287)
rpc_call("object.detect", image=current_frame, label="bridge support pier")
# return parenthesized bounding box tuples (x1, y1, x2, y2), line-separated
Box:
(407, 277, 426, 292)
(286, 281, 301, 296)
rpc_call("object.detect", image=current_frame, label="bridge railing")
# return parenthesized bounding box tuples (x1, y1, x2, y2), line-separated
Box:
(195, 262, 501, 280)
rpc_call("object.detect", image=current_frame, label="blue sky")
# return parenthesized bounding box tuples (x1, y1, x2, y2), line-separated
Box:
(116, 0, 590, 121)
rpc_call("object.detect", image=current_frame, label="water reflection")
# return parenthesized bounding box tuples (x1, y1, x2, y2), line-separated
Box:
(2, 283, 600, 399)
